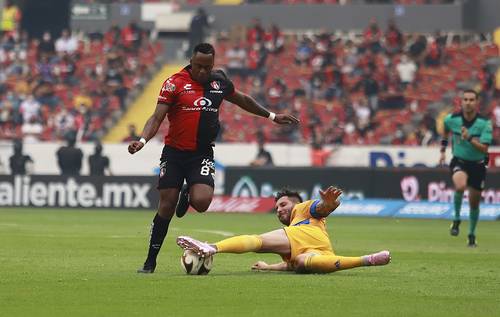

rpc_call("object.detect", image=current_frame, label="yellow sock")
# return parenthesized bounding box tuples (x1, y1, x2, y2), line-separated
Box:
(304, 254, 364, 273)
(215, 235, 263, 254)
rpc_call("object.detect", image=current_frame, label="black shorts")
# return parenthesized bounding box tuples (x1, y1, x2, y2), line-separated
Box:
(157, 145, 215, 190)
(449, 157, 486, 191)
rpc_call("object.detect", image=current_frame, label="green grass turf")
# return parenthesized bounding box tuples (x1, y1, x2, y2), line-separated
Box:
(1, 208, 499, 317)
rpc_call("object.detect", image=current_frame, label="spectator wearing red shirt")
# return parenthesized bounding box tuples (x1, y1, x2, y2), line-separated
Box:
(247, 18, 265, 45)
(385, 19, 403, 55)
(363, 18, 382, 53)
(264, 24, 284, 54)
(121, 22, 142, 52)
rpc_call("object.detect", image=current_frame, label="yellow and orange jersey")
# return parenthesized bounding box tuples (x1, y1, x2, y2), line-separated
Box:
(288, 199, 328, 233)
(282, 200, 334, 263)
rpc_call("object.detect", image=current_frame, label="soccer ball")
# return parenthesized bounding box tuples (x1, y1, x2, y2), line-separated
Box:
(180, 250, 213, 275)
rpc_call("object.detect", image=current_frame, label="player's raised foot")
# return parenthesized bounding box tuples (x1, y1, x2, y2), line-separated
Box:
(177, 236, 216, 257)
(366, 250, 391, 266)
(175, 184, 190, 218)
(450, 220, 461, 236)
(137, 262, 156, 274)
(467, 234, 477, 248)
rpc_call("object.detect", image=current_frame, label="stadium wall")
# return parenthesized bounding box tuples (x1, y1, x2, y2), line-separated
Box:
(1, 142, 499, 175)
(180, 4, 465, 32)
(70, 2, 154, 33)
(69, 1, 498, 34)
(476, 0, 500, 33)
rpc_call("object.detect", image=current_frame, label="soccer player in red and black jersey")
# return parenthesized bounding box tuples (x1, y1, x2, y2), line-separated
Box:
(128, 43, 299, 273)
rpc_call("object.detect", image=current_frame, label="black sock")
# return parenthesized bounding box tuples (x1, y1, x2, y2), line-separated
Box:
(145, 213, 171, 266)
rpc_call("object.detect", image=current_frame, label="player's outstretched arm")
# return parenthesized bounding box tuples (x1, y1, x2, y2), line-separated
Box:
(251, 261, 292, 272)
(314, 186, 342, 217)
(128, 103, 169, 154)
(225, 90, 299, 125)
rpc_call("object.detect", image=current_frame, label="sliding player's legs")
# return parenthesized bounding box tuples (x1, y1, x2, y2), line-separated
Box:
(294, 251, 391, 274)
(177, 229, 291, 257)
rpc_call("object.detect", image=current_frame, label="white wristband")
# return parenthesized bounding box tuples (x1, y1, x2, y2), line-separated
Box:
(139, 137, 147, 145)
(268, 112, 276, 121)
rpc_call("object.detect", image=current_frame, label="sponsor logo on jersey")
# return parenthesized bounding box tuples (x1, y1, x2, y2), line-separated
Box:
(182, 97, 218, 113)
(180, 83, 195, 94)
(194, 97, 213, 107)
(210, 81, 220, 90)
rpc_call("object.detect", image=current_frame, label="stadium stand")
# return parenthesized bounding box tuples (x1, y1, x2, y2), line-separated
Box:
(0, 25, 163, 142)
(197, 20, 500, 146)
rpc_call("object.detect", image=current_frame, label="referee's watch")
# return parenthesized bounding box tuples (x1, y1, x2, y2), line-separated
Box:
(467, 135, 473, 142)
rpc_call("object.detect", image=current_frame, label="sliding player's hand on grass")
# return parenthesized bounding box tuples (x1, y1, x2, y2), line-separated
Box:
(251, 261, 270, 271)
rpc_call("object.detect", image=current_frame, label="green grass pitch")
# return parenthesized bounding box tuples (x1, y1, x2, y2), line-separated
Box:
(1, 208, 499, 317)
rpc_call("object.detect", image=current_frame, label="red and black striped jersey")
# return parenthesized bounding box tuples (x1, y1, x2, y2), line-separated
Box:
(158, 66, 235, 151)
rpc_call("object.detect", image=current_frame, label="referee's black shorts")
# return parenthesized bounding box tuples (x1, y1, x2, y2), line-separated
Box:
(449, 157, 486, 191)
(157, 145, 215, 190)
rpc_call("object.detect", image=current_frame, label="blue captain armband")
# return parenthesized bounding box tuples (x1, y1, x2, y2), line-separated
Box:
(309, 200, 321, 219)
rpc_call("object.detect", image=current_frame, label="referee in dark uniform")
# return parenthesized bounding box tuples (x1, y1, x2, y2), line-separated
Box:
(128, 43, 299, 273)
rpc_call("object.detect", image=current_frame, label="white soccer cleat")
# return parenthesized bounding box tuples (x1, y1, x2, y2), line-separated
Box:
(367, 250, 391, 266)
(177, 236, 216, 257)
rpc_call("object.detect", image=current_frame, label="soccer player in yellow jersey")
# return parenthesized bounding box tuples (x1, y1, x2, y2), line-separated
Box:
(177, 186, 390, 273)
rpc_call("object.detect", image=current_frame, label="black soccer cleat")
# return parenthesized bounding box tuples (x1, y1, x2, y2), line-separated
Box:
(175, 184, 190, 218)
(137, 262, 156, 274)
(450, 220, 461, 236)
(467, 234, 477, 248)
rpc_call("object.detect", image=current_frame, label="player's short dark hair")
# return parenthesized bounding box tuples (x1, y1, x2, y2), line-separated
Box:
(463, 89, 479, 99)
(193, 43, 215, 57)
(275, 188, 303, 203)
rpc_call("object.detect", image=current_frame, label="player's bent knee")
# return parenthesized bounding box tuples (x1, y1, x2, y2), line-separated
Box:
(190, 198, 211, 213)
(293, 254, 310, 274)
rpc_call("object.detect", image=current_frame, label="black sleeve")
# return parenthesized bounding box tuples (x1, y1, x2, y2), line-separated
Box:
(216, 69, 235, 96)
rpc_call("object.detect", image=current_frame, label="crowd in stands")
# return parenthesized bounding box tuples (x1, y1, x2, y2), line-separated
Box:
(0, 24, 162, 142)
(213, 18, 500, 146)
